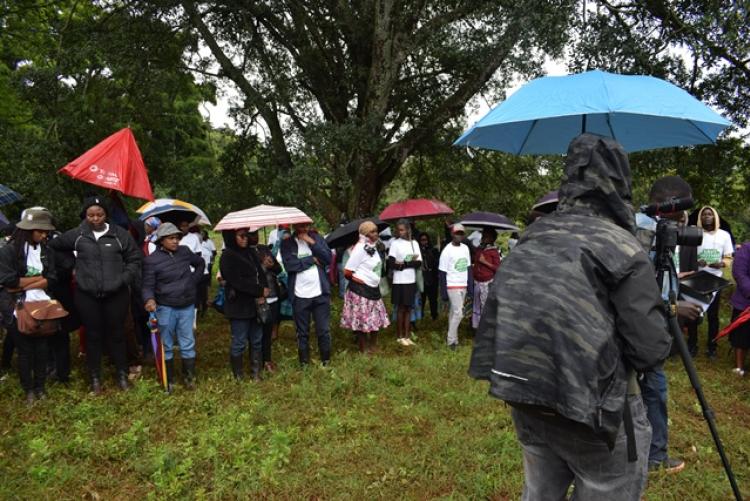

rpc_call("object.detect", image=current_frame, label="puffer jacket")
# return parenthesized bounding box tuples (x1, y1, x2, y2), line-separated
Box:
(49, 221, 141, 298)
(469, 133, 671, 448)
(142, 246, 205, 308)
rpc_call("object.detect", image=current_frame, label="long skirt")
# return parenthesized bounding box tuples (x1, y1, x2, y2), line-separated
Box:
(340, 289, 390, 333)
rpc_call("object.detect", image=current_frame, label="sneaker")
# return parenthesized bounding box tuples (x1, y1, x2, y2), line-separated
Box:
(649, 457, 685, 474)
(405, 338, 416, 346)
(397, 338, 410, 346)
(732, 368, 746, 377)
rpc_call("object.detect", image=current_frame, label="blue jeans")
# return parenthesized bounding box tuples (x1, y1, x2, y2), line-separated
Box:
(292, 295, 331, 358)
(229, 319, 263, 357)
(156, 305, 196, 360)
(639, 367, 668, 463)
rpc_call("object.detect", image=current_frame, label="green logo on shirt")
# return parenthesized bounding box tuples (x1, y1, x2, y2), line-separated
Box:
(454, 258, 469, 272)
(698, 248, 721, 264)
(373, 261, 382, 276)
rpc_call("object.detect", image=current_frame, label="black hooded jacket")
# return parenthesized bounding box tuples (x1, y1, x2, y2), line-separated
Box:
(219, 230, 268, 319)
(469, 134, 671, 448)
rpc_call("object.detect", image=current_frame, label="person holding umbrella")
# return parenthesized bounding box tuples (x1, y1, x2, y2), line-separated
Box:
(49, 197, 142, 394)
(472, 228, 501, 330)
(387, 219, 422, 346)
(142, 223, 205, 392)
(340, 221, 390, 353)
(220, 228, 269, 381)
(0, 208, 57, 404)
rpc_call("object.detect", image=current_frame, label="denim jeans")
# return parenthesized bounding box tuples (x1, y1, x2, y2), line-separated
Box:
(156, 305, 196, 360)
(639, 367, 668, 464)
(292, 295, 331, 358)
(229, 318, 263, 357)
(512, 396, 651, 501)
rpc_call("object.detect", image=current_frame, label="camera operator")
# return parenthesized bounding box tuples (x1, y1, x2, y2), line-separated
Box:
(470, 134, 671, 501)
(634, 176, 702, 474)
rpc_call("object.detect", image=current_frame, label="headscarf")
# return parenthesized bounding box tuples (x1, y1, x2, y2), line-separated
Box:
(144, 216, 162, 242)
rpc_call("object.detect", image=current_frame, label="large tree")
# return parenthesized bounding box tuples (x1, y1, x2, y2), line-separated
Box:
(168, 1, 576, 223)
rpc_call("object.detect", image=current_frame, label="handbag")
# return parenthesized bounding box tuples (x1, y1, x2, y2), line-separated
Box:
(15, 299, 68, 336)
(256, 299, 271, 324)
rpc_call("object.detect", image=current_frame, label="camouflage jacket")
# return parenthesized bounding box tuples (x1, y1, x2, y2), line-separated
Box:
(469, 134, 671, 447)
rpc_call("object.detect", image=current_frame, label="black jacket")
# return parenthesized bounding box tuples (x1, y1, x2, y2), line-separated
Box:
(49, 221, 142, 298)
(142, 246, 205, 308)
(469, 134, 671, 449)
(220, 231, 268, 319)
(0, 239, 57, 325)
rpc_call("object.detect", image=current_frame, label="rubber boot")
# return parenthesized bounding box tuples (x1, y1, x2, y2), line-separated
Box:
(165, 358, 175, 394)
(250, 351, 262, 382)
(116, 370, 130, 391)
(298, 347, 310, 368)
(230, 355, 243, 380)
(182, 358, 196, 390)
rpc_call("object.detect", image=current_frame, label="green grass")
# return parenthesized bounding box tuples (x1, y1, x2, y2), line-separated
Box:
(0, 293, 748, 500)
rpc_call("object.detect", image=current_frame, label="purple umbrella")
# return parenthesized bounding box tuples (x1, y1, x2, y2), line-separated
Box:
(532, 190, 559, 214)
(458, 211, 519, 231)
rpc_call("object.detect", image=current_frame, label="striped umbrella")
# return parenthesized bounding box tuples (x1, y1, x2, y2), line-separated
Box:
(148, 313, 168, 390)
(0, 184, 22, 207)
(214, 204, 312, 231)
(136, 198, 211, 226)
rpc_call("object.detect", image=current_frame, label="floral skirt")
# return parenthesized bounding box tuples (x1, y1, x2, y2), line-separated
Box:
(340, 289, 391, 333)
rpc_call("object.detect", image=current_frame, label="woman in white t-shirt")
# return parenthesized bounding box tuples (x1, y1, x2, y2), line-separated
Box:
(340, 221, 390, 353)
(387, 219, 422, 346)
(0, 208, 57, 404)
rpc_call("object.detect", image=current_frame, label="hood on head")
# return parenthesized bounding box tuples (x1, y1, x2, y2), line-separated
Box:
(697, 206, 720, 233)
(556, 133, 635, 233)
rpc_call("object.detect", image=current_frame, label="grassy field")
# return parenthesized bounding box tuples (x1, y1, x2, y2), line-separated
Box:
(0, 294, 749, 500)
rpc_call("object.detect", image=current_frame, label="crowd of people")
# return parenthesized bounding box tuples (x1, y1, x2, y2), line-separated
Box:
(0, 134, 748, 499)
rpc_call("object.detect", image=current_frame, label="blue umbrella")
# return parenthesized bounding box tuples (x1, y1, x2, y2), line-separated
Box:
(0, 184, 22, 207)
(454, 70, 732, 155)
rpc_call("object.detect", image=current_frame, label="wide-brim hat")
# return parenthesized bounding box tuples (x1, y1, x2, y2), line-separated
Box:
(16, 208, 55, 231)
(155, 222, 183, 242)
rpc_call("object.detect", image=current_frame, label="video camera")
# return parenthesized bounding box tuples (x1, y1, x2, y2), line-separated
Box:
(639, 196, 703, 253)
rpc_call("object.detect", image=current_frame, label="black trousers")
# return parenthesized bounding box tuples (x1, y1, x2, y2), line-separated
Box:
(49, 330, 71, 382)
(12, 323, 48, 393)
(1, 326, 15, 370)
(75, 287, 129, 377)
(689, 293, 719, 354)
(421, 283, 439, 320)
(197, 274, 210, 316)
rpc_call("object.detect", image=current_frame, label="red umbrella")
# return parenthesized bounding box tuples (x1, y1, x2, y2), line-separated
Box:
(714, 307, 750, 342)
(379, 198, 453, 221)
(59, 128, 154, 201)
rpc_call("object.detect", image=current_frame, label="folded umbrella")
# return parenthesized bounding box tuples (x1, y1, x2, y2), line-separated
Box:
(0, 183, 22, 207)
(454, 69, 732, 155)
(379, 199, 453, 221)
(457, 211, 519, 232)
(326, 218, 390, 249)
(148, 313, 168, 390)
(214, 204, 312, 231)
(137, 198, 211, 226)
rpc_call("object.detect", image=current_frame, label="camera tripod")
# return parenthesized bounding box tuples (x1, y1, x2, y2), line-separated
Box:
(655, 246, 742, 501)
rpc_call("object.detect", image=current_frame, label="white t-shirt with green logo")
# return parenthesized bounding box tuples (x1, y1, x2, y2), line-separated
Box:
(293, 238, 322, 298)
(345, 242, 382, 288)
(439, 243, 471, 288)
(388, 238, 422, 285)
(697, 229, 733, 277)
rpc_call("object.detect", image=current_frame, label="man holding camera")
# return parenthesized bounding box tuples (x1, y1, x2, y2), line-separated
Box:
(635, 176, 703, 474)
(470, 134, 672, 501)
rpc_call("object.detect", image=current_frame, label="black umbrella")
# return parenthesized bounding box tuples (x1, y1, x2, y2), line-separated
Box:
(532, 190, 559, 214)
(457, 211, 519, 232)
(326, 217, 389, 249)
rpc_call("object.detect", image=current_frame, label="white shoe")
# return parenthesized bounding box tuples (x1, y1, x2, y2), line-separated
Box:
(405, 338, 416, 346)
(397, 338, 410, 346)
(732, 368, 745, 377)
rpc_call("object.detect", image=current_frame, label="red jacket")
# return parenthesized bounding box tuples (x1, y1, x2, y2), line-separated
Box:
(473, 245, 501, 282)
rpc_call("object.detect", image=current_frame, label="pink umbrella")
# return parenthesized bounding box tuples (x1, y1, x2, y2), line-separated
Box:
(214, 204, 313, 231)
(379, 199, 453, 221)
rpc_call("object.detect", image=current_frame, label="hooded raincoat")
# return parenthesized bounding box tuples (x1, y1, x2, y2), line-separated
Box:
(469, 133, 671, 448)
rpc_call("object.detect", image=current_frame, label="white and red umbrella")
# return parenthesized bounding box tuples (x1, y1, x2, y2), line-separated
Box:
(214, 204, 312, 231)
